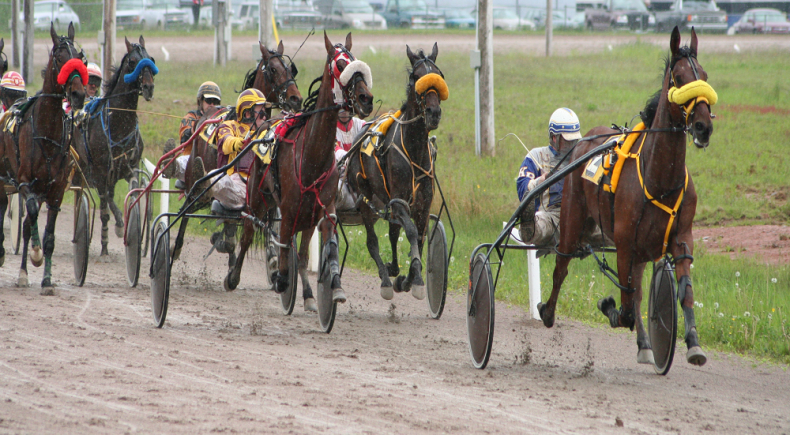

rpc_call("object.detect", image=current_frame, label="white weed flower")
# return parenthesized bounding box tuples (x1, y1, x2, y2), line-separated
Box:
(398, 237, 403, 242)
(735, 271, 740, 278)
(690, 264, 695, 269)
(714, 302, 719, 310)
(718, 313, 724, 318)
(772, 278, 778, 284)
(744, 311, 751, 317)
(358, 230, 363, 236)
(768, 314, 773, 320)
(450, 256, 455, 263)
(694, 301, 704, 308)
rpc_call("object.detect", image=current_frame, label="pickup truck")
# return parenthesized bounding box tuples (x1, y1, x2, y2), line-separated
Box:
(584, 0, 655, 31)
(380, 0, 444, 29)
(653, 0, 728, 32)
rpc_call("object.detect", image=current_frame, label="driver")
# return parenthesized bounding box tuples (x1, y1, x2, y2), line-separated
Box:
(334, 108, 366, 211)
(86, 62, 102, 98)
(0, 71, 26, 115)
(516, 107, 581, 247)
(192, 88, 269, 210)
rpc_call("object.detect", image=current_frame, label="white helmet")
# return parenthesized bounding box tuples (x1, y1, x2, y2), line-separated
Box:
(548, 108, 581, 141)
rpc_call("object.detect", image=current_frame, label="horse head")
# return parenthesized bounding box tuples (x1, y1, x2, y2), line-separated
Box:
(407, 43, 447, 131)
(667, 26, 715, 149)
(1, 38, 7, 76)
(50, 22, 86, 111)
(258, 40, 302, 112)
(123, 36, 157, 101)
(325, 32, 373, 118)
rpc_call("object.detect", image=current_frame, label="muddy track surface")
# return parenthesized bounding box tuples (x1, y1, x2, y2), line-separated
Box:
(1, 206, 789, 434)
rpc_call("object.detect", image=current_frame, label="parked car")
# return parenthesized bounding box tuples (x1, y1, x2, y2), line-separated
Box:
(493, 6, 535, 30)
(234, 0, 322, 31)
(522, 8, 547, 28)
(551, 10, 585, 29)
(380, 0, 445, 29)
(440, 8, 475, 29)
(317, 0, 387, 29)
(15, 0, 81, 32)
(585, 0, 655, 31)
(117, 0, 191, 30)
(654, 0, 727, 32)
(732, 8, 790, 34)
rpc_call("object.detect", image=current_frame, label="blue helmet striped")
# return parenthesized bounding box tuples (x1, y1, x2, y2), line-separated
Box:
(548, 108, 581, 141)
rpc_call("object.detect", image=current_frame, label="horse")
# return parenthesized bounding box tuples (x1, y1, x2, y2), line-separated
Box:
(537, 27, 714, 367)
(0, 38, 7, 76)
(0, 23, 87, 292)
(73, 36, 156, 258)
(224, 32, 374, 311)
(345, 44, 447, 301)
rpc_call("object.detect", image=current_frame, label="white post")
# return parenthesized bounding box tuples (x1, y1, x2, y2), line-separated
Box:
(527, 250, 541, 320)
(102, 0, 116, 84)
(470, 49, 481, 157)
(309, 231, 320, 272)
(478, 0, 495, 156)
(160, 178, 170, 225)
(259, 0, 274, 49)
(545, 0, 553, 57)
(11, 0, 21, 67)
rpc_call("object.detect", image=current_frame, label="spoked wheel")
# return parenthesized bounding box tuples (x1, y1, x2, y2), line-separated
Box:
(279, 238, 298, 315)
(125, 179, 142, 287)
(72, 191, 90, 287)
(467, 253, 495, 369)
(138, 171, 152, 257)
(9, 193, 24, 255)
(150, 221, 171, 328)
(648, 258, 678, 375)
(316, 233, 337, 333)
(426, 215, 448, 320)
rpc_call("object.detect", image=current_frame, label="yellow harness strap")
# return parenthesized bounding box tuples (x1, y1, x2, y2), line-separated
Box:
(603, 123, 645, 194)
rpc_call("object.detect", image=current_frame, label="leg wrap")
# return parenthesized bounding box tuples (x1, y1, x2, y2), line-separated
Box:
(274, 271, 289, 294)
(620, 305, 636, 331)
(678, 275, 692, 305)
(26, 196, 39, 218)
(43, 232, 55, 256)
(682, 305, 700, 348)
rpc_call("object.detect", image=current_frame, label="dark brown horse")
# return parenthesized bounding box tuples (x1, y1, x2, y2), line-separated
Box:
(74, 36, 156, 258)
(0, 23, 86, 291)
(0, 38, 7, 76)
(345, 44, 446, 301)
(225, 32, 373, 309)
(538, 27, 714, 366)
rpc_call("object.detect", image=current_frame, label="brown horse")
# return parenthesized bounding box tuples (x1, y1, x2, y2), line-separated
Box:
(345, 44, 446, 301)
(0, 23, 86, 291)
(538, 27, 713, 366)
(74, 36, 156, 258)
(225, 32, 373, 309)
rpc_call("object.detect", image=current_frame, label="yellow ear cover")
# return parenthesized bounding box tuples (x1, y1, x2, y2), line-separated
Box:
(414, 73, 449, 101)
(667, 80, 718, 106)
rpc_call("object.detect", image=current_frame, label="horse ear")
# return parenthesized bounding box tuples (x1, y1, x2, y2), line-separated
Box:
(50, 23, 58, 45)
(690, 27, 698, 56)
(139, 35, 146, 49)
(277, 40, 284, 55)
(429, 42, 438, 62)
(670, 26, 680, 57)
(0, 38, 4, 53)
(68, 22, 75, 41)
(125, 36, 133, 53)
(259, 41, 269, 59)
(324, 31, 333, 55)
(406, 45, 417, 65)
(345, 32, 352, 52)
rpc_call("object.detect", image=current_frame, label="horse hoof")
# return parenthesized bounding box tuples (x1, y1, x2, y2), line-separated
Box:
(637, 349, 655, 365)
(223, 273, 238, 292)
(115, 225, 124, 238)
(40, 283, 55, 296)
(686, 346, 707, 366)
(172, 248, 181, 262)
(597, 296, 616, 314)
(393, 275, 408, 293)
(537, 302, 555, 328)
(17, 272, 29, 288)
(380, 285, 394, 301)
(411, 284, 426, 301)
(332, 288, 347, 304)
(304, 298, 317, 312)
(30, 248, 44, 268)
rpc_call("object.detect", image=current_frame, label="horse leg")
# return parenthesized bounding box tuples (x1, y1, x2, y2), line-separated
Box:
(360, 205, 393, 300)
(390, 204, 425, 300)
(319, 213, 345, 303)
(598, 253, 638, 331)
(39, 205, 60, 293)
(98, 193, 111, 258)
(297, 227, 317, 311)
(671, 238, 706, 366)
(0, 191, 7, 267)
(273, 219, 294, 295)
(17, 199, 34, 288)
(224, 219, 253, 292)
(107, 182, 125, 238)
(25, 195, 43, 269)
(630, 263, 654, 364)
(385, 223, 400, 278)
(223, 222, 237, 268)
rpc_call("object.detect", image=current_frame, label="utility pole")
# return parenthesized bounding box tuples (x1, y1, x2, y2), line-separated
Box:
(478, 0, 495, 156)
(102, 0, 117, 83)
(22, 0, 33, 84)
(546, 0, 553, 57)
(11, 0, 21, 67)
(213, 0, 230, 65)
(259, 0, 275, 50)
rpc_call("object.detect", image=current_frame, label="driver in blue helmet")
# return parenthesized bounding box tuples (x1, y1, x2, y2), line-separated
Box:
(516, 108, 581, 247)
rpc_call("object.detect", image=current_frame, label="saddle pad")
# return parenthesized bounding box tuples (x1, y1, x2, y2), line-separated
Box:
(1, 111, 17, 135)
(252, 120, 281, 165)
(361, 110, 402, 157)
(199, 108, 231, 145)
(600, 122, 646, 194)
(582, 154, 605, 185)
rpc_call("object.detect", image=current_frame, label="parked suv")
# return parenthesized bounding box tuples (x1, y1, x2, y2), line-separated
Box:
(317, 0, 387, 29)
(117, 0, 191, 30)
(381, 0, 444, 29)
(584, 0, 655, 31)
(654, 0, 727, 32)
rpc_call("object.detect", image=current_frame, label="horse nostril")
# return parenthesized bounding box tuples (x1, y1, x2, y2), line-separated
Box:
(694, 121, 705, 132)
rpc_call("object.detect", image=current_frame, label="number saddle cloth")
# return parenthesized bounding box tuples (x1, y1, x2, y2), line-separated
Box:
(581, 122, 647, 194)
(359, 110, 402, 156)
(199, 107, 232, 147)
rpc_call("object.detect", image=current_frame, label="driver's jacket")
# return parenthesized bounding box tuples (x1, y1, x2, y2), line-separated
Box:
(516, 145, 564, 211)
(216, 119, 255, 177)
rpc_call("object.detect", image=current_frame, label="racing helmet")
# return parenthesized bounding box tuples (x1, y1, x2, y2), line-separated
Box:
(87, 62, 102, 79)
(0, 71, 26, 92)
(236, 88, 267, 122)
(548, 108, 582, 141)
(197, 81, 222, 103)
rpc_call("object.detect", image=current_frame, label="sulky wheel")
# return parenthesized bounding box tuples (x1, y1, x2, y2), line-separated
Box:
(150, 221, 171, 328)
(467, 252, 495, 369)
(125, 179, 142, 287)
(9, 193, 24, 255)
(426, 215, 448, 320)
(279, 238, 298, 315)
(138, 171, 152, 257)
(317, 233, 337, 333)
(72, 191, 90, 287)
(265, 208, 282, 290)
(648, 258, 678, 375)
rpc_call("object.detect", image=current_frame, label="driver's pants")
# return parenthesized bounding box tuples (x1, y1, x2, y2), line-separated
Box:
(209, 172, 246, 210)
(519, 208, 561, 247)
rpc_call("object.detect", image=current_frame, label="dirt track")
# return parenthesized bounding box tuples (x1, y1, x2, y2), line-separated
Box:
(1, 206, 789, 434)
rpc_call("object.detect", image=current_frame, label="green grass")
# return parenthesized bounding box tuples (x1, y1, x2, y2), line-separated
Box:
(14, 38, 789, 363)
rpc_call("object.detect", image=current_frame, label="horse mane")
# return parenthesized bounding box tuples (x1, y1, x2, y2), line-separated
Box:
(301, 75, 323, 113)
(640, 47, 693, 127)
(102, 51, 130, 95)
(240, 67, 257, 91)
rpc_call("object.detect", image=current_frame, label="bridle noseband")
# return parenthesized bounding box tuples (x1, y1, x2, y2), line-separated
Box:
(261, 51, 298, 110)
(668, 53, 715, 128)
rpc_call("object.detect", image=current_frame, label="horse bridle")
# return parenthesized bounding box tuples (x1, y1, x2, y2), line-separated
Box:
(410, 56, 444, 121)
(668, 53, 711, 128)
(50, 36, 86, 98)
(331, 45, 365, 115)
(126, 44, 155, 96)
(261, 51, 298, 110)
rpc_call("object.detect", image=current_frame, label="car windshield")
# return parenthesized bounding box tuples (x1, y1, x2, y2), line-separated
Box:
(399, 0, 428, 11)
(342, 0, 373, 13)
(753, 12, 788, 21)
(443, 9, 471, 18)
(611, 0, 647, 12)
(118, 0, 144, 10)
(683, 0, 718, 11)
(493, 8, 518, 19)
